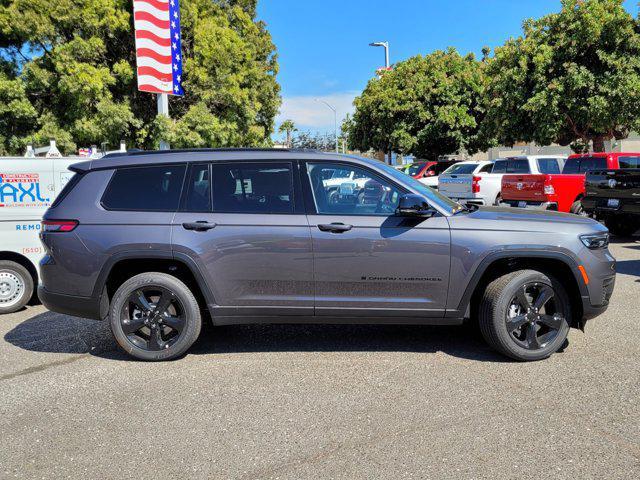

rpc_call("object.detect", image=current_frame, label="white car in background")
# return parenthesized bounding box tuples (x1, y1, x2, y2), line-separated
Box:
(438, 160, 495, 206)
(438, 155, 567, 206)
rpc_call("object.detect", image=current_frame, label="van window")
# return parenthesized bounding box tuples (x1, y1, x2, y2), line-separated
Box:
(619, 156, 640, 168)
(102, 165, 186, 211)
(182, 164, 211, 212)
(211, 163, 294, 214)
(537, 158, 561, 174)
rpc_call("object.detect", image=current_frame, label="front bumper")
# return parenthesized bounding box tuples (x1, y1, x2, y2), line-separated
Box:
(38, 286, 106, 320)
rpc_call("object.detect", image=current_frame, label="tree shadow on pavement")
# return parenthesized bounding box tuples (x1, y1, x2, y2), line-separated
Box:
(4, 310, 511, 363)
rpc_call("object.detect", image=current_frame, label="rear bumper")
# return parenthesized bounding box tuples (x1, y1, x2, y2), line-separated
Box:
(583, 196, 640, 216)
(500, 200, 558, 211)
(38, 286, 105, 320)
(448, 196, 486, 206)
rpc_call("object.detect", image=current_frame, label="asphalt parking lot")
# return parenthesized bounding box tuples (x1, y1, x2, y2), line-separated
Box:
(0, 239, 638, 479)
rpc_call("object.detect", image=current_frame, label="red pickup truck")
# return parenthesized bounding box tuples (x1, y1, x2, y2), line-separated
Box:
(501, 152, 634, 214)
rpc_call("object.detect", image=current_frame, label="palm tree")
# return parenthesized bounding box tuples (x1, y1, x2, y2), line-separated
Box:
(278, 119, 297, 148)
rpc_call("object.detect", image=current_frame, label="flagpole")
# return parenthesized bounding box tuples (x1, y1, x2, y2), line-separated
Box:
(157, 93, 170, 150)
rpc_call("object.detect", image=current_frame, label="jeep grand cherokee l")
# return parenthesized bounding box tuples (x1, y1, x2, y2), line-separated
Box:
(38, 149, 616, 361)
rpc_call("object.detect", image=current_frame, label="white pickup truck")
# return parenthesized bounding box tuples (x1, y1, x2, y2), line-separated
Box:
(0, 157, 78, 313)
(438, 156, 566, 207)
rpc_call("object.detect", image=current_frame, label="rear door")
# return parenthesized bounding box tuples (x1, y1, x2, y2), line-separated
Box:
(171, 160, 314, 319)
(303, 160, 451, 318)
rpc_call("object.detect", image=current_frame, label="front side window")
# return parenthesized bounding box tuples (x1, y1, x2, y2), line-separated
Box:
(182, 164, 211, 212)
(102, 165, 186, 211)
(307, 163, 401, 215)
(211, 162, 294, 214)
(618, 156, 640, 168)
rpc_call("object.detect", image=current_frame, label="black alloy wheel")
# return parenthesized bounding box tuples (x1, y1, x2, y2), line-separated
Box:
(505, 282, 565, 351)
(121, 287, 186, 352)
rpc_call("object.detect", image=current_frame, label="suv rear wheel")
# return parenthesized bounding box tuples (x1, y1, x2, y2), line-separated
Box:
(0, 260, 33, 314)
(479, 269, 571, 361)
(109, 272, 202, 361)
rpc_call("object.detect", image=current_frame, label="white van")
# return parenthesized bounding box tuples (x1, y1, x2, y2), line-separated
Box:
(0, 157, 78, 313)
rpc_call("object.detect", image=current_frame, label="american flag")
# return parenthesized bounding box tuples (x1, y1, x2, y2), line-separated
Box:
(133, 0, 184, 96)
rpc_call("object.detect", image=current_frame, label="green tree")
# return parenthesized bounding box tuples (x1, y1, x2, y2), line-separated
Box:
(349, 48, 491, 161)
(0, 0, 280, 154)
(483, 0, 640, 152)
(278, 119, 297, 147)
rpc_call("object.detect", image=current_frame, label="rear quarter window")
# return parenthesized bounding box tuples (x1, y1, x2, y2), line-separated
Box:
(537, 158, 561, 174)
(51, 172, 82, 208)
(102, 165, 186, 211)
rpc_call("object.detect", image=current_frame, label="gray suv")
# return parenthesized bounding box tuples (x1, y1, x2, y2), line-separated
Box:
(38, 149, 616, 361)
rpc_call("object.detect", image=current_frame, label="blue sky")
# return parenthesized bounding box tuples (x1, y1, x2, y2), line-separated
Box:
(257, 0, 639, 138)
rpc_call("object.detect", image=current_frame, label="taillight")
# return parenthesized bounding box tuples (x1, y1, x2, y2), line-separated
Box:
(42, 220, 78, 232)
(472, 176, 481, 193)
(544, 184, 555, 195)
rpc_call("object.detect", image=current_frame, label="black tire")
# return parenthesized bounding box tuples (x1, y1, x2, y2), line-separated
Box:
(109, 272, 202, 361)
(479, 269, 571, 361)
(494, 194, 502, 206)
(570, 200, 587, 217)
(0, 260, 34, 315)
(605, 216, 639, 237)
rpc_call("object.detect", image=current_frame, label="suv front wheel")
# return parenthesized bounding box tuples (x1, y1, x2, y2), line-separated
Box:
(109, 272, 202, 361)
(479, 269, 571, 361)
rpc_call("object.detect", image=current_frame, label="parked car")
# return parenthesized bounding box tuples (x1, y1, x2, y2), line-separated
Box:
(417, 160, 460, 188)
(437, 161, 495, 204)
(39, 149, 615, 362)
(582, 155, 640, 236)
(0, 156, 78, 313)
(406, 161, 437, 179)
(500, 153, 632, 214)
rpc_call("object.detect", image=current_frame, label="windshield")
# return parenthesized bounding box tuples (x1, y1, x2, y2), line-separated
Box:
(443, 163, 478, 175)
(407, 163, 427, 176)
(375, 161, 462, 215)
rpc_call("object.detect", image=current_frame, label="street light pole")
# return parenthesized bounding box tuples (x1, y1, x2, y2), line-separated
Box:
(369, 41, 392, 164)
(316, 99, 339, 153)
(369, 41, 390, 69)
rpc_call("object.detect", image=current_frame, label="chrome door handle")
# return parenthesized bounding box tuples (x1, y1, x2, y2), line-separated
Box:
(182, 221, 217, 232)
(317, 223, 353, 233)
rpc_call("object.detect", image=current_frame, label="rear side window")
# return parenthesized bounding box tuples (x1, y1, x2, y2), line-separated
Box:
(492, 160, 507, 173)
(51, 172, 82, 208)
(446, 163, 477, 175)
(508, 159, 530, 173)
(563, 157, 607, 174)
(619, 156, 640, 168)
(211, 162, 294, 214)
(102, 165, 186, 211)
(537, 158, 561, 174)
(479, 163, 494, 173)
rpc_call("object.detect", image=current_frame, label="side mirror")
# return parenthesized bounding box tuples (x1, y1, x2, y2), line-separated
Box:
(396, 194, 435, 217)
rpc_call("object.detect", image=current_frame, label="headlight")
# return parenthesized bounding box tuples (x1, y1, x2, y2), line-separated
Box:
(580, 233, 609, 249)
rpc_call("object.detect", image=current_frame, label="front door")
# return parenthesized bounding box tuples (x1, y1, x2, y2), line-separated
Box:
(303, 161, 451, 318)
(172, 161, 314, 319)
